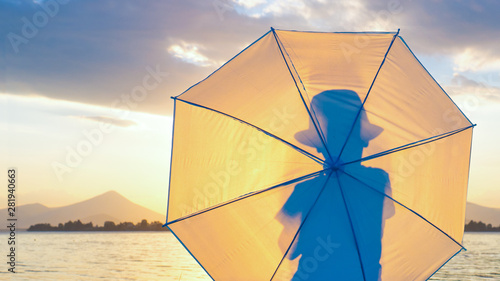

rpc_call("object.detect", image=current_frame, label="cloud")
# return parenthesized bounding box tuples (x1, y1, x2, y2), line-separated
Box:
(167, 41, 221, 67)
(74, 116, 138, 128)
(453, 48, 500, 72)
(363, 0, 500, 65)
(446, 73, 500, 102)
(2, 0, 500, 117)
(229, 0, 371, 30)
(233, 0, 267, 9)
(0, 0, 272, 115)
(232, 0, 309, 19)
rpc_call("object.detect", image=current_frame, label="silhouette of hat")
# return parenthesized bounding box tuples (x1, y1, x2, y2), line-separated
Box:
(295, 89, 383, 147)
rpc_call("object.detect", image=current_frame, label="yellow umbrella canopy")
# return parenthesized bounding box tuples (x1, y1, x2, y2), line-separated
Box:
(165, 28, 474, 281)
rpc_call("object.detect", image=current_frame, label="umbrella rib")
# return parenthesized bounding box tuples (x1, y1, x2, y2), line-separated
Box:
(165, 169, 330, 226)
(173, 97, 325, 165)
(335, 171, 368, 281)
(165, 99, 178, 223)
(165, 224, 217, 281)
(341, 125, 475, 166)
(335, 29, 400, 165)
(175, 30, 272, 99)
(269, 170, 334, 281)
(341, 170, 466, 250)
(174, 97, 325, 164)
(398, 36, 473, 126)
(425, 247, 464, 281)
(273, 28, 400, 35)
(271, 28, 334, 162)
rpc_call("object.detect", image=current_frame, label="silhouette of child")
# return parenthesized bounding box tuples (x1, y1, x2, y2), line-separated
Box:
(276, 90, 395, 281)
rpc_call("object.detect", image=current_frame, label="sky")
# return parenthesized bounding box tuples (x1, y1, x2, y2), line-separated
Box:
(1, 0, 499, 215)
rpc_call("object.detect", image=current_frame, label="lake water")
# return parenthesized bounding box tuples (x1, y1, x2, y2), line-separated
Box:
(0, 232, 498, 280)
(429, 233, 500, 280)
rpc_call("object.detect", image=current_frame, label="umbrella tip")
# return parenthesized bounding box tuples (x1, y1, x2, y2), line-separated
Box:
(396, 28, 400, 35)
(270, 27, 275, 31)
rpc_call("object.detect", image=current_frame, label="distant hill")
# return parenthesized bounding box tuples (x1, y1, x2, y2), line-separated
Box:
(3, 192, 498, 230)
(466, 202, 500, 226)
(1, 191, 165, 230)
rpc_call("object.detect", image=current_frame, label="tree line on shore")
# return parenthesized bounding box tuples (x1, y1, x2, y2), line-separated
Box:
(27, 219, 169, 231)
(26, 219, 500, 232)
(464, 220, 500, 232)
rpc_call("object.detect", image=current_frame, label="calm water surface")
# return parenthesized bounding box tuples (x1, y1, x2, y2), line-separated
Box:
(1, 232, 210, 281)
(0, 232, 498, 280)
(430, 233, 500, 280)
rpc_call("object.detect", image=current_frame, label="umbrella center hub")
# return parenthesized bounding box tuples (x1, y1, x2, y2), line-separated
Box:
(329, 160, 344, 172)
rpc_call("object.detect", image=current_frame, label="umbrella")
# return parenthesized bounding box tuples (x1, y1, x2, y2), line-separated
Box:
(165, 28, 474, 281)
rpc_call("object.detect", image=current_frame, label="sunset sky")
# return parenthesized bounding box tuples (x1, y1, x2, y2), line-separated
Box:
(1, 0, 499, 215)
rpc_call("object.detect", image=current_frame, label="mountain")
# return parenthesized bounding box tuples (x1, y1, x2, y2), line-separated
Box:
(1, 191, 165, 229)
(3, 192, 499, 230)
(465, 202, 500, 226)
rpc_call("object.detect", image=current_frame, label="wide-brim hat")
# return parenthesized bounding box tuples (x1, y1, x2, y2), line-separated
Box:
(295, 89, 383, 147)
